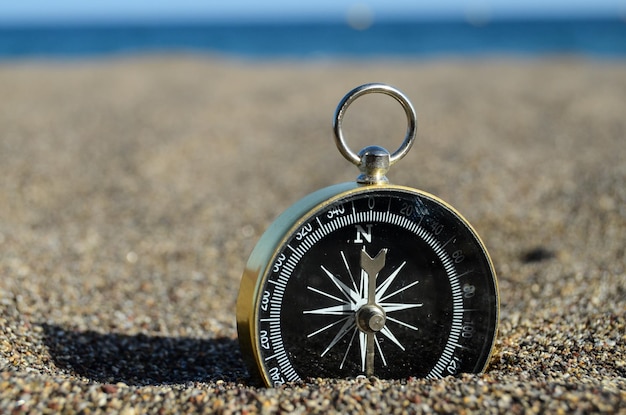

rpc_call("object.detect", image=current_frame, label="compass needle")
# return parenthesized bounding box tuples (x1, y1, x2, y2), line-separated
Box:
(340, 328, 359, 369)
(359, 331, 368, 372)
(380, 326, 406, 351)
(340, 250, 359, 293)
(375, 261, 407, 301)
(379, 302, 423, 313)
(307, 285, 350, 305)
(320, 316, 357, 357)
(307, 316, 351, 338)
(321, 265, 360, 304)
(375, 335, 388, 367)
(378, 279, 419, 303)
(237, 83, 498, 386)
(359, 269, 366, 300)
(303, 303, 353, 316)
(386, 316, 418, 331)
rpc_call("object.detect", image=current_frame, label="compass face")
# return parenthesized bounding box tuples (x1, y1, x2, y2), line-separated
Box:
(242, 186, 498, 386)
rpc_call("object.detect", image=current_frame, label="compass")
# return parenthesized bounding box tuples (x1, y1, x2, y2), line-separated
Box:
(237, 83, 499, 387)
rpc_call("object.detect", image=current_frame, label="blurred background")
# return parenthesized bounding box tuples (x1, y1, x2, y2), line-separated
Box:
(1, 0, 625, 59)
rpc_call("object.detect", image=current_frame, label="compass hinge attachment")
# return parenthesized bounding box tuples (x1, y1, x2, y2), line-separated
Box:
(357, 145, 390, 185)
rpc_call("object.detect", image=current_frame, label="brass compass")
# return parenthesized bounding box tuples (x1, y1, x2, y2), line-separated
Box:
(237, 83, 499, 387)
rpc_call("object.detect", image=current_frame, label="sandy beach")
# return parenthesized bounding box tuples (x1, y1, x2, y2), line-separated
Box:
(0, 56, 624, 413)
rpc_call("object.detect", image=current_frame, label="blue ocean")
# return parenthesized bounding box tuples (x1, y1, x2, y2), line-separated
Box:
(1, 19, 625, 60)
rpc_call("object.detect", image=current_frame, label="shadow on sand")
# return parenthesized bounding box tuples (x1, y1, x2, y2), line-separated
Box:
(41, 323, 249, 386)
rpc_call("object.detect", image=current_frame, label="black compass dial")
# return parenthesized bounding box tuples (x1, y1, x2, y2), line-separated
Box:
(254, 188, 498, 386)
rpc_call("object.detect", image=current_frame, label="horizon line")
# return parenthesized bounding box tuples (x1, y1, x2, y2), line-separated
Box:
(2, 12, 625, 28)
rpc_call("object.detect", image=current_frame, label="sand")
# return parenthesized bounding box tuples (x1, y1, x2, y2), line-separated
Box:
(0, 56, 624, 413)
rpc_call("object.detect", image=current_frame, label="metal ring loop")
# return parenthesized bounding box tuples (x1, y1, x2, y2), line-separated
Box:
(333, 83, 417, 167)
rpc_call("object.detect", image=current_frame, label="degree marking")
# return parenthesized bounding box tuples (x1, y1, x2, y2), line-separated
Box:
(416, 215, 424, 228)
(441, 235, 457, 250)
(452, 342, 470, 350)
(457, 270, 473, 278)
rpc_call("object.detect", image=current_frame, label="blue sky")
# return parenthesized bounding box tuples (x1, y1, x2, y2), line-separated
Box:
(2, 0, 625, 24)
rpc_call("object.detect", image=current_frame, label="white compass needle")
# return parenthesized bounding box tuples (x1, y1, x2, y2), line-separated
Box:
(380, 326, 405, 351)
(320, 316, 356, 357)
(375, 261, 406, 302)
(359, 269, 367, 300)
(307, 316, 351, 338)
(386, 316, 418, 331)
(321, 265, 360, 304)
(374, 335, 388, 366)
(307, 286, 349, 305)
(303, 303, 353, 316)
(341, 250, 359, 293)
(359, 331, 368, 372)
(378, 279, 419, 303)
(379, 302, 423, 313)
(340, 328, 358, 369)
